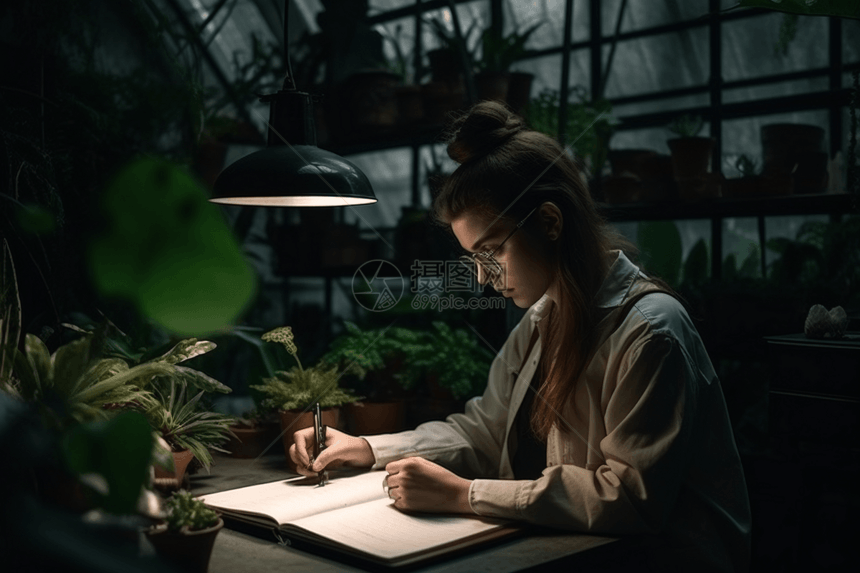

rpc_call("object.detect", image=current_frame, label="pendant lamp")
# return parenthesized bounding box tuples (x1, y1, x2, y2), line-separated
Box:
(209, 3, 376, 207)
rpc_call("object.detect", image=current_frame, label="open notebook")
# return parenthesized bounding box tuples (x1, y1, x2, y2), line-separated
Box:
(198, 470, 518, 568)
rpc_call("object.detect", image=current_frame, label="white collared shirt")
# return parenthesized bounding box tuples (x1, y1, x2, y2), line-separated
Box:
(365, 251, 752, 572)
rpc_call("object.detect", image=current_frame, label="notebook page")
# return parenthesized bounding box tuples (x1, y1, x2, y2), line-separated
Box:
(290, 497, 506, 560)
(199, 470, 387, 524)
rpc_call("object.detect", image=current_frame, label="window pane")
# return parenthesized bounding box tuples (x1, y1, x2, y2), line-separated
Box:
(721, 110, 830, 180)
(602, 28, 709, 99)
(511, 53, 564, 96)
(843, 19, 860, 64)
(368, 0, 416, 16)
(722, 77, 829, 105)
(722, 14, 828, 82)
(612, 92, 710, 118)
(601, 0, 709, 36)
(504, 0, 589, 48)
(374, 16, 417, 82)
(722, 218, 763, 279)
(566, 48, 592, 95)
(343, 148, 414, 230)
(421, 1, 490, 53)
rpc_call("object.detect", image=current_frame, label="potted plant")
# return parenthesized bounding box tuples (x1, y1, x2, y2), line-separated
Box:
(421, 14, 481, 123)
(379, 23, 424, 127)
(524, 87, 615, 182)
(473, 19, 543, 112)
(140, 374, 236, 488)
(405, 322, 495, 424)
(251, 327, 359, 467)
(222, 404, 281, 459)
(320, 322, 425, 435)
(666, 114, 720, 201)
(145, 490, 223, 573)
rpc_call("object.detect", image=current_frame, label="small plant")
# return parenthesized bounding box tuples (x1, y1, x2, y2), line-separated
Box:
(252, 326, 359, 412)
(140, 376, 236, 472)
(524, 87, 615, 177)
(9, 331, 174, 426)
(667, 114, 705, 138)
(735, 155, 759, 178)
(163, 490, 219, 532)
(474, 21, 543, 73)
(408, 322, 495, 400)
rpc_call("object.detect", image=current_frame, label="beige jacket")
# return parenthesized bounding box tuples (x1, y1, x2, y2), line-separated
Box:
(365, 251, 751, 572)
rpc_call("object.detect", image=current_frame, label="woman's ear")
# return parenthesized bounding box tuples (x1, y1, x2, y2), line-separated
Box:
(538, 202, 563, 241)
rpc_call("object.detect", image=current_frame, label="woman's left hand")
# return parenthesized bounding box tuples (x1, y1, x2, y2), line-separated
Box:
(384, 457, 473, 514)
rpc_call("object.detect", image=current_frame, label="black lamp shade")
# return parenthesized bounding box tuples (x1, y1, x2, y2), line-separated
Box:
(210, 145, 377, 207)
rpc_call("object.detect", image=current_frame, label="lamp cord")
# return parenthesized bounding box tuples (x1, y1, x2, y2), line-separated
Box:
(282, 0, 297, 91)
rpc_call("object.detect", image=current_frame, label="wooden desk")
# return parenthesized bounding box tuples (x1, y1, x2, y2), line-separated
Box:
(189, 453, 621, 572)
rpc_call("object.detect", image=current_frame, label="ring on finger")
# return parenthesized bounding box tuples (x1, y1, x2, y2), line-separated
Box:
(382, 474, 390, 496)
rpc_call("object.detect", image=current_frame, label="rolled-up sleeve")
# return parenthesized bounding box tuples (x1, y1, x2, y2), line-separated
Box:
(469, 333, 695, 535)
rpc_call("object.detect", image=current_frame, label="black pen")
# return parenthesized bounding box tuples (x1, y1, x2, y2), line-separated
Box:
(312, 402, 327, 486)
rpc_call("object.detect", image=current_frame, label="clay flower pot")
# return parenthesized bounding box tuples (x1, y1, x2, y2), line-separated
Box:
(154, 449, 195, 487)
(146, 518, 223, 573)
(347, 401, 406, 435)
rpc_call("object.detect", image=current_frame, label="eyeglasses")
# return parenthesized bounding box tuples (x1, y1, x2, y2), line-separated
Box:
(459, 207, 537, 282)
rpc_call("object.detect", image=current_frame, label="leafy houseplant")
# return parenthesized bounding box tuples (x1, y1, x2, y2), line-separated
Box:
(473, 20, 543, 112)
(666, 114, 719, 201)
(409, 322, 495, 403)
(524, 87, 615, 180)
(146, 490, 223, 573)
(251, 327, 358, 464)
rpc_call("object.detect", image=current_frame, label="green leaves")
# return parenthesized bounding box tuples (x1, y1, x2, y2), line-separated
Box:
(163, 490, 219, 532)
(252, 365, 359, 411)
(88, 158, 256, 335)
(637, 221, 683, 286)
(476, 21, 543, 72)
(61, 411, 154, 515)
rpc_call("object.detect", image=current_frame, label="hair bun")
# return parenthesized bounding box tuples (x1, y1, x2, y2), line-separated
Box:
(446, 101, 525, 164)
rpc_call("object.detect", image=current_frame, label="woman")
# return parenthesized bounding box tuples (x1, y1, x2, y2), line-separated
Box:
(291, 102, 751, 572)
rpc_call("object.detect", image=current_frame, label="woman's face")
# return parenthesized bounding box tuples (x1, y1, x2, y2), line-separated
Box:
(451, 208, 557, 308)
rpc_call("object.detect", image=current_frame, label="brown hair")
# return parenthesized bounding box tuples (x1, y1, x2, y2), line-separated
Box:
(432, 101, 665, 441)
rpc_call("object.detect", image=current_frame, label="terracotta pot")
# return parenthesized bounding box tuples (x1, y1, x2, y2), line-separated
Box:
(506, 72, 534, 114)
(347, 401, 406, 435)
(427, 48, 461, 84)
(601, 175, 642, 204)
(761, 124, 827, 195)
(474, 71, 509, 104)
(154, 449, 195, 486)
(608, 148, 658, 178)
(334, 71, 400, 141)
(667, 137, 720, 201)
(224, 422, 281, 459)
(421, 81, 465, 125)
(395, 84, 424, 125)
(278, 408, 340, 470)
(146, 518, 223, 573)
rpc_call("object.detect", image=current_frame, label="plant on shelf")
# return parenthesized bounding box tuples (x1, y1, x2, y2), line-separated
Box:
(667, 114, 705, 138)
(251, 326, 358, 460)
(666, 113, 718, 200)
(145, 489, 223, 573)
(524, 87, 615, 180)
(474, 21, 543, 74)
(253, 327, 359, 412)
(407, 321, 495, 401)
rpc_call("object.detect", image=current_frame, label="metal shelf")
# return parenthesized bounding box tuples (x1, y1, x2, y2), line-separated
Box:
(599, 193, 855, 222)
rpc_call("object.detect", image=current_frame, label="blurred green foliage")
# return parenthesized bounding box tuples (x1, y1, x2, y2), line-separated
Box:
(87, 158, 256, 335)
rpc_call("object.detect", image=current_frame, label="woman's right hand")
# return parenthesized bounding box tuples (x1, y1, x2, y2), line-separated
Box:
(289, 426, 376, 476)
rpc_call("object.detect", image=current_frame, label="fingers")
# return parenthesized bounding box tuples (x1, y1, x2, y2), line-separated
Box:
(290, 427, 314, 469)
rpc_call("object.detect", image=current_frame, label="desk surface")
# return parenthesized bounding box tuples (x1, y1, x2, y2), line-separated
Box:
(188, 453, 620, 573)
